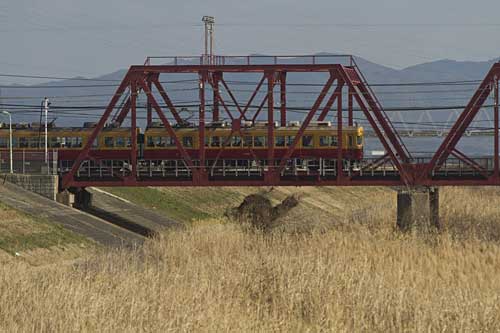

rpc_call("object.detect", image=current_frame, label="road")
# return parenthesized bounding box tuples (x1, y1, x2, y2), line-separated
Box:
(0, 181, 144, 248)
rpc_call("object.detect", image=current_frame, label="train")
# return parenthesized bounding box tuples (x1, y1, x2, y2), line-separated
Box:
(0, 121, 364, 176)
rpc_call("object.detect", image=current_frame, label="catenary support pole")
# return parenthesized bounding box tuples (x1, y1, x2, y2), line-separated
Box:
(267, 71, 275, 176)
(348, 86, 354, 126)
(199, 71, 207, 169)
(495, 77, 499, 178)
(130, 81, 138, 178)
(280, 71, 287, 126)
(147, 78, 152, 127)
(213, 72, 220, 122)
(337, 85, 343, 181)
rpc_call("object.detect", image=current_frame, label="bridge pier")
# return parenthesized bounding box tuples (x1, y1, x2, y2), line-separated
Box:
(56, 187, 92, 208)
(72, 188, 93, 209)
(396, 187, 440, 231)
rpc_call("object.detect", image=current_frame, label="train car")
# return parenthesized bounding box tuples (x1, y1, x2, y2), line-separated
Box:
(143, 121, 364, 161)
(0, 120, 363, 178)
(0, 123, 138, 163)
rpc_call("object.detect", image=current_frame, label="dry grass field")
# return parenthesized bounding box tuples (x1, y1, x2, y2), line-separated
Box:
(2, 187, 500, 331)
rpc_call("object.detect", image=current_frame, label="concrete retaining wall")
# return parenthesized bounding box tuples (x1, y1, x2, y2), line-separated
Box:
(1, 174, 59, 200)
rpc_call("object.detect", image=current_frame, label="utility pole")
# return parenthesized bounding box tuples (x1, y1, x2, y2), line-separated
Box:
(43, 97, 50, 164)
(1, 111, 13, 173)
(202, 16, 215, 64)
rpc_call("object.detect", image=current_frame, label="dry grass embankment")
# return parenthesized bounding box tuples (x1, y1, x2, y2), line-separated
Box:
(1, 187, 500, 331)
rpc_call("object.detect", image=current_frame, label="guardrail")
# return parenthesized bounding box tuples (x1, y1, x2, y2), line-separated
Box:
(0, 150, 58, 175)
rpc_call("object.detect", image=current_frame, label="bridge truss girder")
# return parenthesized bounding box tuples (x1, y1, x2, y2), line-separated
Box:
(60, 61, 500, 189)
(61, 61, 413, 188)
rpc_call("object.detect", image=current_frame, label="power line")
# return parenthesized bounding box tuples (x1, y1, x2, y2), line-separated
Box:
(0, 71, 487, 89)
(0, 73, 122, 82)
(225, 79, 484, 88)
(0, 79, 198, 89)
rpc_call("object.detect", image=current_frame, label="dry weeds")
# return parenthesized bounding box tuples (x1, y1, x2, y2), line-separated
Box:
(1, 187, 500, 332)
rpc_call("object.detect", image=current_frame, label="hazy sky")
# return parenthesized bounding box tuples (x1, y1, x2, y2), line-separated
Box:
(1, 0, 500, 81)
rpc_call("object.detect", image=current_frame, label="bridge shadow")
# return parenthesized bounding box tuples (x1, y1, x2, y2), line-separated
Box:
(78, 205, 157, 238)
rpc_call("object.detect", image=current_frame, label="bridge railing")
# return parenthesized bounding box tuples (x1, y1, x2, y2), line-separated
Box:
(144, 54, 355, 66)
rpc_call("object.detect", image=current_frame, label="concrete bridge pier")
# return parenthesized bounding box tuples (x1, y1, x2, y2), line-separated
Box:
(73, 188, 93, 209)
(396, 186, 440, 231)
(56, 187, 93, 208)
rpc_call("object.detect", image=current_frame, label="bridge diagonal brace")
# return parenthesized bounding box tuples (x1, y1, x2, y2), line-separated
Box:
(450, 149, 489, 178)
(243, 74, 266, 116)
(208, 80, 235, 121)
(357, 154, 391, 175)
(151, 76, 185, 125)
(336, 67, 411, 184)
(276, 74, 337, 173)
(114, 97, 131, 126)
(219, 77, 247, 120)
(251, 78, 279, 123)
(426, 63, 500, 176)
(138, 79, 196, 170)
(317, 83, 344, 121)
(354, 80, 410, 163)
(434, 86, 492, 170)
(62, 73, 132, 188)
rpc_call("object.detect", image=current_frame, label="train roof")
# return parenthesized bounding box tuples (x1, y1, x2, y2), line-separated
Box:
(146, 124, 363, 132)
(0, 123, 133, 132)
(146, 120, 363, 131)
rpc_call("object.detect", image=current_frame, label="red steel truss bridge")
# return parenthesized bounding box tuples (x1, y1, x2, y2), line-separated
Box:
(60, 55, 500, 189)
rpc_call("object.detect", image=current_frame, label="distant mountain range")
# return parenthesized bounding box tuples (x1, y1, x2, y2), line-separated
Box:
(1, 53, 499, 128)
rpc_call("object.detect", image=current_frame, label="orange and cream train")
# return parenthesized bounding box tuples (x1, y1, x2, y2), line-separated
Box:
(0, 121, 364, 165)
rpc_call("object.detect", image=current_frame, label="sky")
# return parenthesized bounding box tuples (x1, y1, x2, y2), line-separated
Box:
(1, 0, 500, 82)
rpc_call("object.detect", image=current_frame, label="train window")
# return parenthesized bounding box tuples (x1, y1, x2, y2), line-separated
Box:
(18, 137, 27, 148)
(319, 136, 329, 147)
(211, 136, 220, 147)
(220, 137, 230, 147)
(330, 136, 338, 147)
(165, 137, 176, 147)
(232, 136, 242, 147)
(29, 137, 40, 148)
(254, 136, 266, 147)
(243, 136, 252, 147)
(50, 137, 61, 148)
(147, 136, 155, 147)
(154, 137, 165, 147)
(0, 137, 7, 148)
(357, 135, 363, 145)
(204, 136, 209, 147)
(126, 137, 131, 148)
(182, 136, 193, 148)
(74, 137, 83, 148)
(104, 137, 114, 148)
(275, 136, 285, 147)
(302, 135, 313, 148)
(348, 135, 354, 147)
(116, 137, 125, 147)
